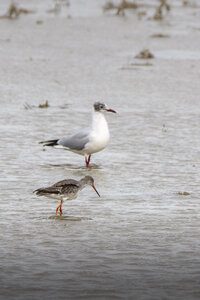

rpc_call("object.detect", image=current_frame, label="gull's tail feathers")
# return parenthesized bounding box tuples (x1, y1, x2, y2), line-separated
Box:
(39, 139, 59, 147)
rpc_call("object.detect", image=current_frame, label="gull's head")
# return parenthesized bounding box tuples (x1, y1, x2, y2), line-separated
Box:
(82, 176, 100, 197)
(93, 102, 116, 114)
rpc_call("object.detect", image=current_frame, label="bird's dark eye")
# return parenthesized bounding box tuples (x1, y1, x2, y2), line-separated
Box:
(100, 105, 104, 109)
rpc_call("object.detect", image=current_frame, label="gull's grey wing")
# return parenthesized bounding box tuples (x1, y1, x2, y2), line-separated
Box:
(57, 128, 90, 151)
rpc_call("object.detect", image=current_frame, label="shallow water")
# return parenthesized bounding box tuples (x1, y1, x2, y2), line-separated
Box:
(1, 1, 200, 299)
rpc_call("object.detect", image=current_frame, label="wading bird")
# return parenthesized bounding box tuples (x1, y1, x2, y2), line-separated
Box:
(34, 176, 100, 215)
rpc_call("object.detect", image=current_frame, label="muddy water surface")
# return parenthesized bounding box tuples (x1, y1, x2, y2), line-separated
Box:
(0, 1, 200, 299)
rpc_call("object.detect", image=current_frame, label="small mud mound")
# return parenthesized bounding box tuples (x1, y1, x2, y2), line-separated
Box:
(135, 49, 154, 59)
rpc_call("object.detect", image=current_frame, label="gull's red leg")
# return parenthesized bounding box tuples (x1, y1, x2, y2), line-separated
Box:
(85, 156, 89, 167)
(85, 156, 88, 167)
(88, 155, 91, 165)
(85, 155, 91, 167)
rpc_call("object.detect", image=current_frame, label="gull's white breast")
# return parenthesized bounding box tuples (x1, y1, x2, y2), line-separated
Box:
(84, 111, 110, 155)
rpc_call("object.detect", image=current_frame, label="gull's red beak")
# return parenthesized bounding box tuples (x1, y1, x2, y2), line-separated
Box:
(92, 185, 100, 197)
(106, 108, 117, 113)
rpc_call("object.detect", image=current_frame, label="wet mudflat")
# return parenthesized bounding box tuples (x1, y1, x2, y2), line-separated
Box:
(0, 1, 200, 299)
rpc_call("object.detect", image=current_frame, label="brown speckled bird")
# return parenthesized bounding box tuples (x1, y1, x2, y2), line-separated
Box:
(34, 176, 100, 215)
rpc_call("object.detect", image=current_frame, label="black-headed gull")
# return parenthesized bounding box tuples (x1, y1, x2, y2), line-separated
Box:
(40, 102, 116, 167)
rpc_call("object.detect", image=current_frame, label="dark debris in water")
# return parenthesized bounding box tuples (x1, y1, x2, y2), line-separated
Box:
(0, 3, 36, 19)
(177, 192, 191, 196)
(24, 101, 69, 110)
(38, 100, 49, 108)
(103, 0, 138, 16)
(152, 0, 170, 21)
(135, 49, 154, 59)
(121, 48, 154, 71)
(116, 0, 138, 16)
(150, 33, 170, 38)
(24, 100, 49, 110)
